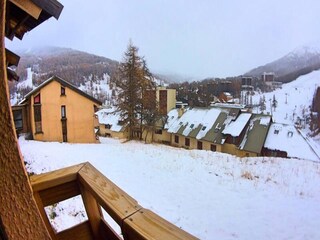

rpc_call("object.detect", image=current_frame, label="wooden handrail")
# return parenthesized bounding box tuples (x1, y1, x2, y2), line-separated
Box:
(30, 162, 198, 240)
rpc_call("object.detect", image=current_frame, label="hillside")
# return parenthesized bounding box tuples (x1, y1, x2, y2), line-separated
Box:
(9, 47, 120, 105)
(246, 45, 320, 83)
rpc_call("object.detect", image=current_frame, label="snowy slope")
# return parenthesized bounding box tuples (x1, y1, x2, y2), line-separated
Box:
(20, 137, 320, 240)
(252, 70, 320, 130)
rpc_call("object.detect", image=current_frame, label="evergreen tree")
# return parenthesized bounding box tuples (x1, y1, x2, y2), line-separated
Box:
(259, 95, 266, 113)
(272, 94, 278, 112)
(113, 42, 157, 140)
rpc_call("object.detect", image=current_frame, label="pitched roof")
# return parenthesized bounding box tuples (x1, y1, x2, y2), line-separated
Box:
(6, 0, 63, 40)
(264, 123, 319, 161)
(96, 108, 127, 132)
(20, 76, 102, 105)
(239, 115, 271, 154)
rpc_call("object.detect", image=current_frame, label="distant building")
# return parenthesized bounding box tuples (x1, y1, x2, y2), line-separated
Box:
(240, 76, 254, 106)
(219, 92, 233, 102)
(262, 72, 282, 90)
(12, 76, 101, 143)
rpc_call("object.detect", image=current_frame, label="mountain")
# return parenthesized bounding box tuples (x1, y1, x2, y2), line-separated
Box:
(9, 47, 121, 105)
(245, 45, 320, 83)
(9, 46, 172, 105)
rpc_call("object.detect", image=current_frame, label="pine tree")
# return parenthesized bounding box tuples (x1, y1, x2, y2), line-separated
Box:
(259, 95, 266, 114)
(272, 94, 278, 112)
(113, 42, 157, 140)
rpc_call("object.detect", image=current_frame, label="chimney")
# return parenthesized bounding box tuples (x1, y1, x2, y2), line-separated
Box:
(178, 106, 186, 117)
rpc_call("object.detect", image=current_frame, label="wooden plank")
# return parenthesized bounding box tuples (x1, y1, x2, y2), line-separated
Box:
(30, 163, 85, 192)
(99, 218, 122, 240)
(78, 163, 141, 225)
(33, 192, 58, 239)
(56, 221, 93, 240)
(9, 0, 42, 19)
(31, 0, 64, 19)
(38, 180, 80, 206)
(5, 48, 20, 66)
(79, 182, 103, 239)
(123, 209, 199, 240)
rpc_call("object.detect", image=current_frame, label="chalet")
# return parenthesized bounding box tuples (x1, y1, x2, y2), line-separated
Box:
(165, 106, 271, 157)
(96, 107, 128, 139)
(219, 91, 233, 102)
(12, 75, 102, 143)
(262, 123, 319, 160)
(1, 1, 197, 239)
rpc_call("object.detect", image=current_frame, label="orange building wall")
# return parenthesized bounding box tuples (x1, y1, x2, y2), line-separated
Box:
(30, 80, 99, 143)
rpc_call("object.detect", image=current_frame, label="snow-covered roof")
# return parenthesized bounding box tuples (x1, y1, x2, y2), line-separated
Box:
(167, 108, 221, 140)
(239, 115, 272, 154)
(264, 123, 319, 161)
(222, 113, 252, 137)
(164, 109, 180, 129)
(96, 108, 125, 132)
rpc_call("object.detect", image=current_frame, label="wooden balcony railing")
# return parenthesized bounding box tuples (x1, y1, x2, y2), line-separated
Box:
(30, 162, 198, 240)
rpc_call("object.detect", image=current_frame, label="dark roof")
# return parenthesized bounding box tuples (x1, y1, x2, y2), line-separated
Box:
(202, 111, 228, 144)
(239, 115, 271, 154)
(6, 0, 63, 40)
(20, 76, 102, 105)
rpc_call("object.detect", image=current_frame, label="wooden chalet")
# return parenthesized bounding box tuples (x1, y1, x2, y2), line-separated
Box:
(0, 1, 197, 239)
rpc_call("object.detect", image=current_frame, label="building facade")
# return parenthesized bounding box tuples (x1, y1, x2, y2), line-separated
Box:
(13, 76, 101, 143)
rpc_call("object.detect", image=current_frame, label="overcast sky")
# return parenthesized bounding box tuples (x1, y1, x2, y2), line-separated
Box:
(5, 0, 320, 79)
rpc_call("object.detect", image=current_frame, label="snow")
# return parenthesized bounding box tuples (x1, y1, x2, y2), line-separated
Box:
(252, 70, 320, 128)
(264, 123, 319, 161)
(17, 67, 34, 89)
(222, 113, 252, 137)
(167, 108, 221, 138)
(19, 137, 320, 240)
(96, 108, 124, 132)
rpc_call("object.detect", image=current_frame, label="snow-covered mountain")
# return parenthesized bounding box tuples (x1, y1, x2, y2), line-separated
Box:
(251, 69, 320, 151)
(246, 44, 320, 83)
(9, 47, 120, 105)
(9, 46, 171, 105)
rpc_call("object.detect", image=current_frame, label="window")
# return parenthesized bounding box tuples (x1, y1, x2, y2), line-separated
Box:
(61, 86, 66, 96)
(155, 129, 162, 135)
(93, 105, 99, 113)
(202, 126, 207, 131)
(190, 124, 194, 128)
(61, 105, 66, 119)
(174, 135, 179, 144)
(13, 110, 23, 129)
(34, 93, 40, 104)
(105, 124, 111, 129)
(34, 105, 42, 133)
(274, 129, 279, 134)
(197, 141, 203, 150)
(185, 138, 190, 147)
(211, 144, 216, 152)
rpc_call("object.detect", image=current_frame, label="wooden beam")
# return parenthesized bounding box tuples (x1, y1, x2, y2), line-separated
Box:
(30, 163, 85, 192)
(31, 0, 64, 20)
(99, 218, 122, 240)
(38, 180, 81, 207)
(9, 0, 42, 19)
(5, 48, 20, 66)
(56, 221, 94, 240)
(79, 182, 103, 239)
(78, 163, 142, 225)
(123, 209, 199, 240)
(33, 192, 58, 239)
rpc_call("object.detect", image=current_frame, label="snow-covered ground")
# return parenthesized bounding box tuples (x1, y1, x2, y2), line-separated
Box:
(20, 137, 320, 240)
(252, 70, 320, 129)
